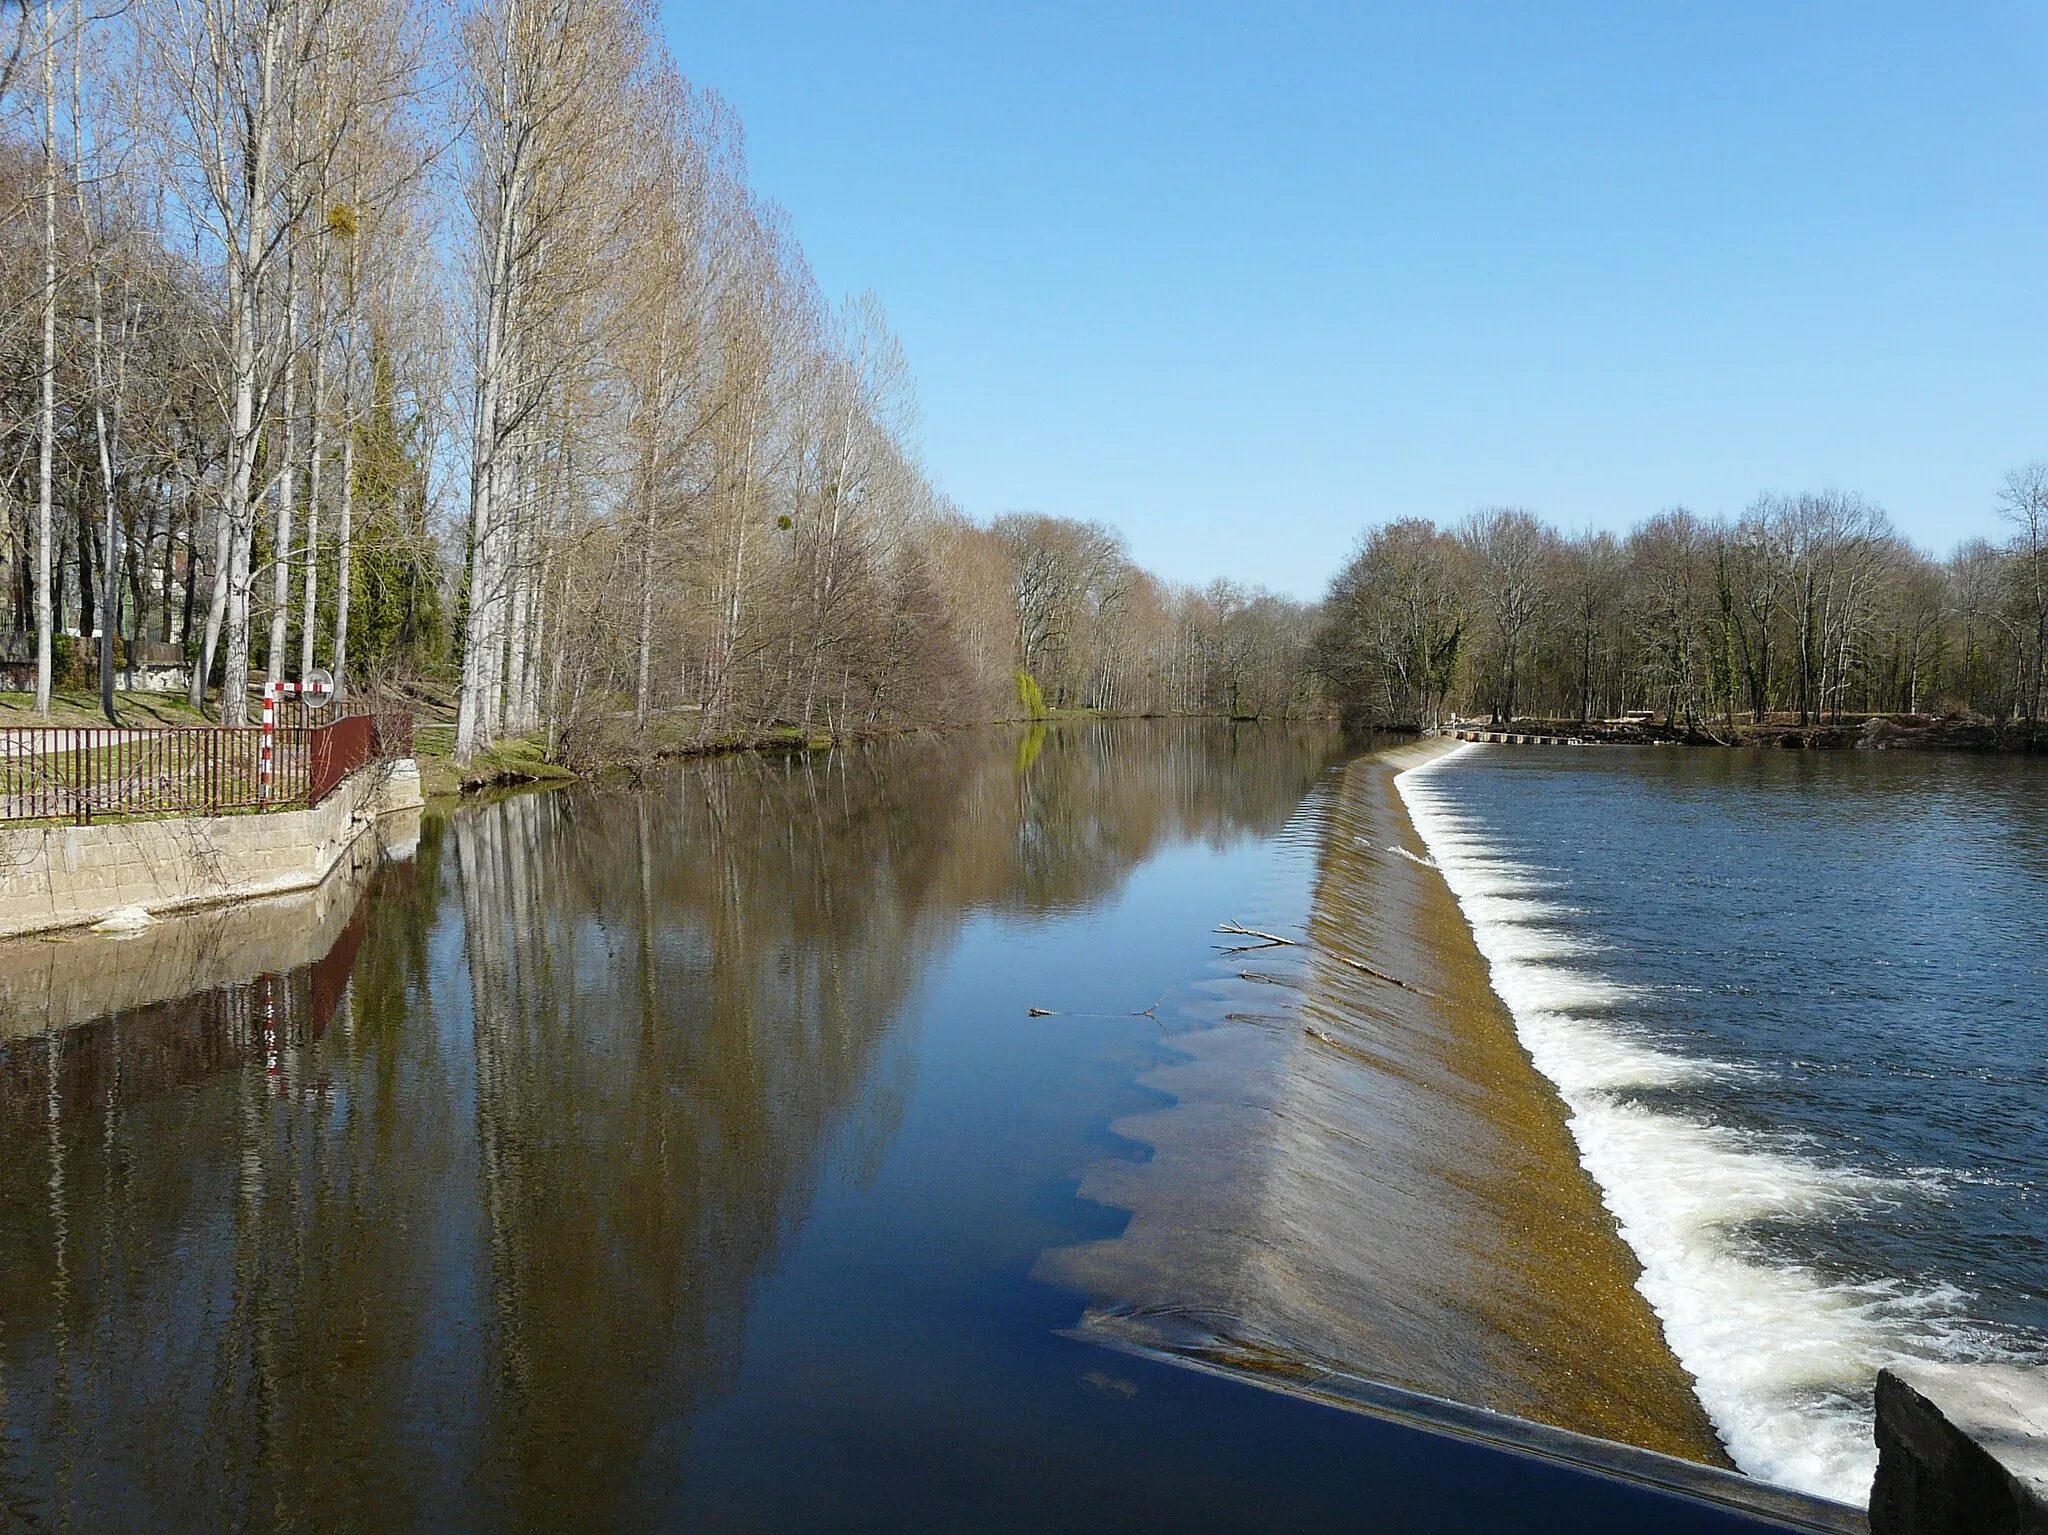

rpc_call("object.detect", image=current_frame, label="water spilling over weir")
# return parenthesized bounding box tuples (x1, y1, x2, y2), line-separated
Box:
(1042, 742, 1725, 1460)
(1395, 743, 2048, 1505)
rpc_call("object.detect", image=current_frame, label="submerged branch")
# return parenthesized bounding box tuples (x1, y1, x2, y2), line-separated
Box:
(1026, 991, 1166, 1021)
(1329, 953, 1424, 992)
(1219, 918, 1427, 994)
(1214, 919, 1299, 954)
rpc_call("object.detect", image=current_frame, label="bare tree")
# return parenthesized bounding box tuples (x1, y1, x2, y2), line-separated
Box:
(32, 0, 54, 711)
(1458, 508, 1551, 725)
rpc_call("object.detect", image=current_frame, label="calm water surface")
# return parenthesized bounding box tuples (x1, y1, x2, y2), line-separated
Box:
(1400, 744, 2048, 1504)
(0, 724, 1800, 1533)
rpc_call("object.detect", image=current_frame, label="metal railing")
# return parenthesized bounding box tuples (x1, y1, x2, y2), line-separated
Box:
(309, 712, 413, 808)
(0, 712, 413, 825)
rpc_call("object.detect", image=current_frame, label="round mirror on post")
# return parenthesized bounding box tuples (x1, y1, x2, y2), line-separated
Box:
(303, 667, 336, 708)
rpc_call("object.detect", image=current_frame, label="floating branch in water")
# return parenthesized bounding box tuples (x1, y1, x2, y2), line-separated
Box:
(1215, 920, 1300, 954)
(1026, 993, 1167, 1020)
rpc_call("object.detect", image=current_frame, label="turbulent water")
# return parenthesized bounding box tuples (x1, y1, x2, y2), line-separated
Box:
(1398, 743, 2048, 1504)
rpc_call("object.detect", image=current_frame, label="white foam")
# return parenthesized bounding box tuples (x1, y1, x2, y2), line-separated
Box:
(90, 904, 155, 933)
(1474, 927, 1604, 965)
(1456, 893, 1577, 926)
(1395, 745, 2004, 1506)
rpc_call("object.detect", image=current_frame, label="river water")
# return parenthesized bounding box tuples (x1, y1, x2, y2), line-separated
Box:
(2, 722, 2010, 1528)
(1400, 743, 2048, 1504)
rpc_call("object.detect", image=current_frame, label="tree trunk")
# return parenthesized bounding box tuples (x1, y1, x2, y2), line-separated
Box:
(453, 0, 528, 765)
(191, 502, 231, 710)
(634, 437, 657, 730)
(216, 3, 281, 727)
(34, 0, 55, 715)
(223, 519, 253, 722)
(301, 293, 325, 681)
(268, 284, 300, 688)
(333, 415, 353, 702)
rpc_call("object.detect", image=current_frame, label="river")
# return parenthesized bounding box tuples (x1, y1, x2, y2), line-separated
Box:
(1401, 742, 2048, 1503)
(2, 722, 2005, 1528)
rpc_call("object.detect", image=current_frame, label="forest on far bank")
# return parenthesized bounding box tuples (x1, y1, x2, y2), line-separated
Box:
(1313, 487, 2048, 739)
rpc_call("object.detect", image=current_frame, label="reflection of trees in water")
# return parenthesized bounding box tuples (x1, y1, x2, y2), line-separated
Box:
(0, 860, 397, 1529)
(456, 750, 965, 1525)
(0, 720, 1340, 1529)
(450, 720, 1345, 1526)
(956, 719, 1340, 914)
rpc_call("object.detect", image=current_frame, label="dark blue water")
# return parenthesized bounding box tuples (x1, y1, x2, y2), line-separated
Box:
(1400, 744, 2048, 1502)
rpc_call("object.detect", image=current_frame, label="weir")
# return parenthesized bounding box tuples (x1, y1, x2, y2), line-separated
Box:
(1044, 734, 2048, 1531)
(1446, 730, 1588, 746)
(1396, 738, 2048, 1525)
(1042, 738, 1727, 1456)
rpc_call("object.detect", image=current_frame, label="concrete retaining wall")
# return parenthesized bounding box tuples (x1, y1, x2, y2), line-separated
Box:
(0, 809, 413, 1039)
(0, 758, 423, 941)
(1873, 1363, 2048, 1534)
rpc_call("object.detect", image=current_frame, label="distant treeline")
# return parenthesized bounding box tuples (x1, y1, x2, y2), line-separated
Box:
(1314, 482, 2048, 734)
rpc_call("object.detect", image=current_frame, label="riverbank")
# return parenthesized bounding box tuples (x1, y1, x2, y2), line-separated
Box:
(1041, 737, 1728, 1463)
(0, 820, 392, 1039)
(0, 758, 422, 939)
(1502, 713, 2044, 752)
(409, 709, 1335, 802)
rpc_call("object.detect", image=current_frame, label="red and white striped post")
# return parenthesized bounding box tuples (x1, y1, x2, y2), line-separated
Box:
(258, 670, 334, 804)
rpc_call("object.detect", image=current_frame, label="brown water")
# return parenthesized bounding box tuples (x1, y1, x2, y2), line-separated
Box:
(0, 723, 1759, 1532)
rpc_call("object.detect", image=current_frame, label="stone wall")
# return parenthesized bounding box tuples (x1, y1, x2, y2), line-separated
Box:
(0, 758, 423, 941)
(1873, 1363, 2048, 1534)
(0, 808, 414, 1039)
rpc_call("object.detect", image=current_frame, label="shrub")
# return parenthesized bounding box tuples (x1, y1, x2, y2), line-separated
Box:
(1014, 670, 1046, 718)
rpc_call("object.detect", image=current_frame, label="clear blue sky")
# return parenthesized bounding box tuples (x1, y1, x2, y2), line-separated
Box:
(658, 1, 2048, 599)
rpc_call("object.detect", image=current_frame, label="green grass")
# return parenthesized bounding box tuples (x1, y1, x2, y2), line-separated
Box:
(409, 727, 578, 801)
(0, 689, 214, 729)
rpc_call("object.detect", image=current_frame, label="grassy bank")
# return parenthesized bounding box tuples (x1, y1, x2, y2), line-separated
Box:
(0, 690, 213, 728)
(407, 706, 1332, 804)
(411, 725, 578, 801)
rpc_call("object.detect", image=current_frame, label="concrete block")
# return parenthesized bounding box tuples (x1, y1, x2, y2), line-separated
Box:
(1873, 1364, 2048, 1534)
(0, 759, 422, 939)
